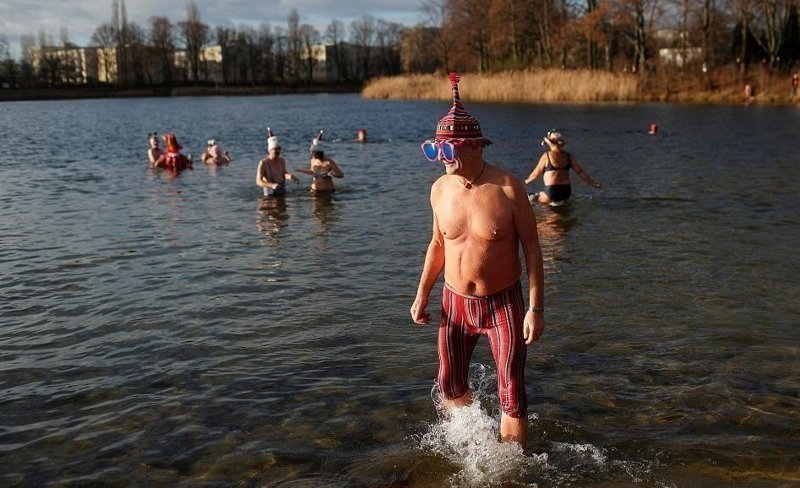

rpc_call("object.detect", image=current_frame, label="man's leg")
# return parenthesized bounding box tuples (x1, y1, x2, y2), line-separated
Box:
(438, 286, 480, 410)
(501, 413, 528, 448)
(443, 390, 473, 410)
(486, 283, 529, 447)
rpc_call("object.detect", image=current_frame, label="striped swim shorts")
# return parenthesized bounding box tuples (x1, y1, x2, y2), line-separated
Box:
(437, 281, 528, 418)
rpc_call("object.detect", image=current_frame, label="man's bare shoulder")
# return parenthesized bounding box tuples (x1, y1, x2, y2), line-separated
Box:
(431, 174, 449, 192)
(486, 163, 525, 189)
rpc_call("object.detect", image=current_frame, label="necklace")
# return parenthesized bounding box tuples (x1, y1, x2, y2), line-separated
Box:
(462, 161, 486, 189)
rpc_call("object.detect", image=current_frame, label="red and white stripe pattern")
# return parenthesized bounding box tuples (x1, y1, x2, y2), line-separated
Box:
(434, 72, 492, 145)
(437, 281, 528, 418)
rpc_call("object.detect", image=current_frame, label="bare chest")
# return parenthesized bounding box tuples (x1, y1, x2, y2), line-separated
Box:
(435, 192, 514, 243)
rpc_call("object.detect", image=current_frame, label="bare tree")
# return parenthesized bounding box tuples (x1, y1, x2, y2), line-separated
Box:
(127, 22, 147, 84)
(752, 0, 792, 67)
(350, 15, 376, 80)
(300, 24, 320, 82)
(325, 20, 346, 82)
(179, 1, 209, 84)
(241, 27, 260, 85)
(375, 20, 403, 76)
(0, 36, 18, 87)
(420, 0, 454, 71)
(273, 26, 288, 82)
(258, 24, 275, 84)
(733, 0, 757, 74)
(110, 0, 131, 84)
(19, 34, 36, 88)
(92, 23, 117, 83)
(287, 9, 302, 80)
(150, 17, 175, 85)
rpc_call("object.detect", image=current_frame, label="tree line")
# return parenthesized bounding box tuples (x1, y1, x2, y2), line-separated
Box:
(0, 0, 404, 89)
(405, 0, 800, 77)
(1, 0, 798, 91)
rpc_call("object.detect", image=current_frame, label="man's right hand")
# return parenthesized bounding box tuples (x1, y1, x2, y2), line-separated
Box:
(410, 296, 431, 325)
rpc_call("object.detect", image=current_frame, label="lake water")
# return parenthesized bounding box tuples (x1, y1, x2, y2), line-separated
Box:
(1, 94, 798, 487)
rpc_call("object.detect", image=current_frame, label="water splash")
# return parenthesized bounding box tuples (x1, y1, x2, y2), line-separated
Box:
(417, 364, 548, 486)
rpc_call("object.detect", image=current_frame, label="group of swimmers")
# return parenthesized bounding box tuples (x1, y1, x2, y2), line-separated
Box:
(146, 125, 599, 204)
(256, 129, 344, 196)
(146, 128, 365, 195)
(147, 132, 232, 170)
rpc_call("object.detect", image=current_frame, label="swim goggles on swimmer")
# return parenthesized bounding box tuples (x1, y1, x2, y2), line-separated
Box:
(421, 140, 456, 162)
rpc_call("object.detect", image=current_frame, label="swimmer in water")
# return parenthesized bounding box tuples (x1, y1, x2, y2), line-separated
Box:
(256, 128, 298, 197)
(156, 133, 193, 172)
(202, 139, 233, 165)
(524, 129, 601, 205)
(296, 130, 343, 193)
(147, 132, 163, 167)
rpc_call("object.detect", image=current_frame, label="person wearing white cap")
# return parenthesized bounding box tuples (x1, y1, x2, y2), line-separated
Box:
(256, 128, 298, 197)
(147, 132, 163, 167)
(296, 130, 343, 193)
(202, 138, 232, 165)
(524, 129, 602, 205)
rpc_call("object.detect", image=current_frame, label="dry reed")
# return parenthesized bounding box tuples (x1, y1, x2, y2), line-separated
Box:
(362, 69, 800, 105)
(362, 70, 639, 103)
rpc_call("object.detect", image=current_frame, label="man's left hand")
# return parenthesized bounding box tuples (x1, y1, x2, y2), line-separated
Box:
(523, 311, 545, 345)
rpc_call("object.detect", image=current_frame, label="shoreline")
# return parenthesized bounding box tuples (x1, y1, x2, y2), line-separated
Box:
(0, 83, 362, 103)
(362, 71, 800, 106)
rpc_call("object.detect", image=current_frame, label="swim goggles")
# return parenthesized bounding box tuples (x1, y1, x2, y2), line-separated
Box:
(421, 140, 456, 162)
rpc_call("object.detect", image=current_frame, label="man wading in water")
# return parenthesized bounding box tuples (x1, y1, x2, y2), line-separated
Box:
(410, 73, 546, 448)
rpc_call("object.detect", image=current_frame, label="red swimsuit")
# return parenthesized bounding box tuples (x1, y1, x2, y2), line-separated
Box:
(164, 151, 192, 172)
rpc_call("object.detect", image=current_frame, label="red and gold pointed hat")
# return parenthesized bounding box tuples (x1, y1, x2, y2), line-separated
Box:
(435, 72, 492, 145)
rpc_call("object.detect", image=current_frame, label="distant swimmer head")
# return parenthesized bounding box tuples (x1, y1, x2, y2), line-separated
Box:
(543, 129, 565, 148)
(207, 139, 216, 147)
(267, 127, 281, 151)
(148, 132, 159, 145)
(356, 128, 368, 142)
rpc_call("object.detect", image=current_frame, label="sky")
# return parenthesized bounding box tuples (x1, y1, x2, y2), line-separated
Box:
(0, 0, 427, 55)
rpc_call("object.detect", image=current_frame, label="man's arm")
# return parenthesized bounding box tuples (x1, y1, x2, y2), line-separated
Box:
(255, 159, 268, 188)
(511, 179, 546, 344)
(411, 189, 445, 325)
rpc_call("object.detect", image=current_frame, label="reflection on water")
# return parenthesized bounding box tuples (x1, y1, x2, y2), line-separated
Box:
(534, 203, 579, 274)
(256, 196, 289, 241)
(311, 192, 338, 237)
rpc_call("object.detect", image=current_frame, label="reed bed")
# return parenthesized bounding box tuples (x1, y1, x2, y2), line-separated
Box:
(363, 69, 800, 105)
(362, 70, 639, 103)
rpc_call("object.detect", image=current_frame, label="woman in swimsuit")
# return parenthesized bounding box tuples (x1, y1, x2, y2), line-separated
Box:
(296, 131, 343, 192)
(524, 129, 601, 204)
